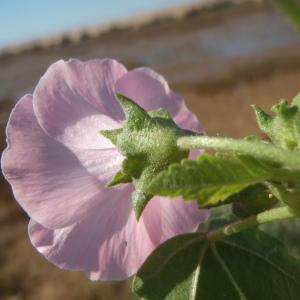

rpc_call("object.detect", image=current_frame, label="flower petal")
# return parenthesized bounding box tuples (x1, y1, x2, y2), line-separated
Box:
(1, 95, 121, 229)
(29, 186, 150, 281)
(74, 148, 124, 182)
(29, 189, 208, 281)
(141, 196, 209, 245)
(32, 58, 126, 182)
(33, 59, 127, 150)
(115, 67, 203, 131)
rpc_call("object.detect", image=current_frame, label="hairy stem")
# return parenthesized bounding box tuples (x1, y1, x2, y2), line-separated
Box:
(177, 136, 300, 170)
(207, 206, 296, 241)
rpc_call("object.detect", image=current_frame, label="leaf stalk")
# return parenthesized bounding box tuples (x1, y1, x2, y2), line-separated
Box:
(207, 205, 296, 241)
(177, 136, 300, 171)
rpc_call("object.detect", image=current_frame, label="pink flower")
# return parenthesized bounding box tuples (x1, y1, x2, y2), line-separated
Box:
(1, 59, 209, 280)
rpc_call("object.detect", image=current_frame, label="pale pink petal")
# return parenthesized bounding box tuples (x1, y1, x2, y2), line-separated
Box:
(29, 186, 147, 281)
(29, 187, 208, 281)
(141, 196, 209, 245)
(115, 67, 203, 131)
(74, 148, 124, 182)
(173, 102, 203, 132)
(33, 59, 127, 150)
(1, 95, 121, 229)
(4, 59, 209, 282)
(32, 58, 126, 181)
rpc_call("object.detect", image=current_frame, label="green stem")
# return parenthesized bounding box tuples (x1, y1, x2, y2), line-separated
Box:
(207, 206, 296, 241)
(177, 136, 300, 170)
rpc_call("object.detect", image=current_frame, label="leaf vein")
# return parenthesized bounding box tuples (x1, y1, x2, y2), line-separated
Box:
(145, 235, 205, 280)
(211, 242, 247, 300)
(190, 242, 209, 300)
(220, 240, 300, 288)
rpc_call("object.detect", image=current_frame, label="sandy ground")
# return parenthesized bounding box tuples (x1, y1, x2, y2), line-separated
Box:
(181, 69, 300, 137)
(1, 1, 300, 299)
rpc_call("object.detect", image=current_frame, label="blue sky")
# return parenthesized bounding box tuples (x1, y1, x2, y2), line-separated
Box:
(0, 0, 198, 48)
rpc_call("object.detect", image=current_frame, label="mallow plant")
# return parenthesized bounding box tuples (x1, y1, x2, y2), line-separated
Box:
(2, 58, 300, 299)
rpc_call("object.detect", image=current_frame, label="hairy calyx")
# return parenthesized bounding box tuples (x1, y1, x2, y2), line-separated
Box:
(100, 93, 196, 219)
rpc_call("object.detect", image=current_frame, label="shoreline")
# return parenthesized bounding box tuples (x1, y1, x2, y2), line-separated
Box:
(1, 0, 299, 101)
(0, 0, 267, 56)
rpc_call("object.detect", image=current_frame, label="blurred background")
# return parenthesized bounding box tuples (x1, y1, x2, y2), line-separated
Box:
(1, 0, 300, 299)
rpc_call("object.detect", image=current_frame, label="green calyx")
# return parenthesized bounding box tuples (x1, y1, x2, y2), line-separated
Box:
(100, 93, 196, 219)
(252, 95, 300, 150)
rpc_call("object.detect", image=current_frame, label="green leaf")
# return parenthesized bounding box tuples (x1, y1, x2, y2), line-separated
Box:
(231, 184, 278, 218)
(276, 0, 300, 30)
(267, 182, 300, 214)
(291, 93, 300, 107)
(133, 230, 300, 300)
(253, 99, 300, 150)
(291, 93, 300, 147)
(149, 153, 279, 207)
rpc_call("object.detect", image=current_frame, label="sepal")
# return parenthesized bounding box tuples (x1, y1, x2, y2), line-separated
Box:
(99, 128, 122, 146)
(107, 170, 132, 187)
(101, 93, 194, 219)
(252, 99, 300, 150)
